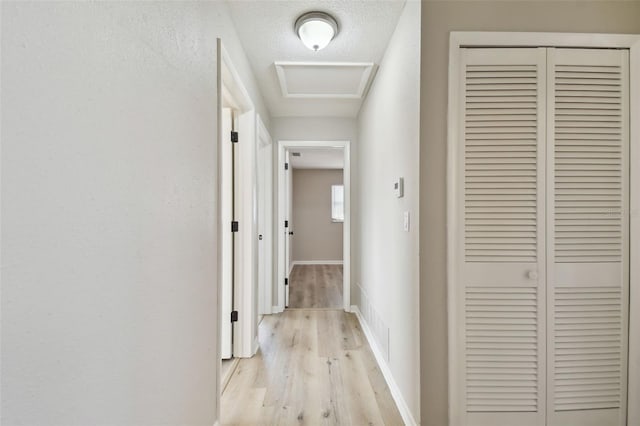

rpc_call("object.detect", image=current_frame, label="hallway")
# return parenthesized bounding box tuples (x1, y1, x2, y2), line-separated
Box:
(7, 2, 639, 426)
(221, 309, 403, 425)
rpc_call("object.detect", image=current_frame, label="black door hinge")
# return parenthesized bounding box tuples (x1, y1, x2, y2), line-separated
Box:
(284, 162, 289, 170)
(231, 131, 239, 143)
(284, 220, 289, 228)
(231, 221, 239, 232)
(285, 278, 288, 286)
(231, 310, 238, 322)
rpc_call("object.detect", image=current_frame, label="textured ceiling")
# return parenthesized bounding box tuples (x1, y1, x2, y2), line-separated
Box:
(289, 148, 344, 169)
(226, 0, 406, 118)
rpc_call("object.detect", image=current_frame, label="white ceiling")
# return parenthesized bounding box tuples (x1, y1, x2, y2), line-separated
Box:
(289, 148, 344, 169)
(226, 0, 406, 118)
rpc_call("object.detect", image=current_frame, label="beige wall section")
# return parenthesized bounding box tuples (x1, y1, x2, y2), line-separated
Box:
(419, 2, 640, 425)
(1, 1, 269, 424)
(292, 169, 344, 262)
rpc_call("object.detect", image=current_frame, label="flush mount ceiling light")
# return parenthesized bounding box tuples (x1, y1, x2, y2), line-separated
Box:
(295, 11, 338, 52)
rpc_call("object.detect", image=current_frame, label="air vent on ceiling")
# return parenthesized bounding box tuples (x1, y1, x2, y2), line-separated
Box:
(291, 152, 301, 157)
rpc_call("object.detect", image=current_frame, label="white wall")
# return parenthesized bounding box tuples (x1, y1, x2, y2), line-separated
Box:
(356, 1, 421, 422)
(271, 117, 358, 306)
(272, 117, 357, 142)
(1, 2, 268, 424)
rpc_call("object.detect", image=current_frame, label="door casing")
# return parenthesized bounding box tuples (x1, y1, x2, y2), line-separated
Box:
(216, 39, 262, 423)
(275, 140, 351, 313)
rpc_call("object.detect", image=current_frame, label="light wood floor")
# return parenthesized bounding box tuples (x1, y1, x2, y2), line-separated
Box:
(221, 358, 239, 393)
(289, 264, 343, 309)
(221, 309, 404, 425)
(222, 359, 236, 380)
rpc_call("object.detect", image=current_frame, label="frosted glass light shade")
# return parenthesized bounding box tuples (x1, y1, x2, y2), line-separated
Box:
(295, 12, 338, 52)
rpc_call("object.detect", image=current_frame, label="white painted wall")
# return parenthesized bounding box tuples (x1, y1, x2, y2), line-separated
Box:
(356, 1, 421, 422)
(1, 2, 268, 424)
(271, 117, 358, 142)
(271, 117, 358, 307)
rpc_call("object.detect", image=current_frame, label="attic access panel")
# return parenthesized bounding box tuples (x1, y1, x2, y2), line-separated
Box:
(274, 61, 375, 99)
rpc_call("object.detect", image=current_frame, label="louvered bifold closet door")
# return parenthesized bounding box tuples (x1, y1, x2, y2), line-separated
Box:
(457, 48, 547, 426)
(546, 48, 629, 426)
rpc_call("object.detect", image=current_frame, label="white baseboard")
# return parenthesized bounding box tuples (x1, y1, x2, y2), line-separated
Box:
(351, 305, 418, 426)
(272, 305, 282, 314)
(291, 260, 344, 266)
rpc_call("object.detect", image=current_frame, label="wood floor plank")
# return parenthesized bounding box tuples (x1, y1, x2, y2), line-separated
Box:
(289, 265, 343, 309)
(261, 312, 297, 411)
(339, 350, 387, 426)
(317, 310, 340, 358)
(221, 309, 404, 426)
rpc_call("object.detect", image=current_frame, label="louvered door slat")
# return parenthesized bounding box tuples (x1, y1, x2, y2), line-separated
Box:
(547, 48, 629, 426)
(464, 53, 539, 262)
(458, 48, 546, 426)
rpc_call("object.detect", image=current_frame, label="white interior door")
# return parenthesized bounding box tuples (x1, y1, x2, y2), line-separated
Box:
(457, 47, 547, 426)
(264, 143, 273, 314)
(455, 46, 630, 426)
(257, 137, 273, 316)
(221, 107, 233, 359)
(257, 140, 265, 318)
(284, 151, 291, 308)
(546, 48, 629, 426)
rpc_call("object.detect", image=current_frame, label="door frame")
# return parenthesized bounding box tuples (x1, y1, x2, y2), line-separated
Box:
(216, 39, 258, 414)
(220, 107, 234, 360)
(275, 140, 351, 312)
(446, 32, 640, 426)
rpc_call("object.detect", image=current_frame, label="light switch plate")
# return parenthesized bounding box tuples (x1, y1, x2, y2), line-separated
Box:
(403, 211, 410, 232)
(394, 177, 404, 198)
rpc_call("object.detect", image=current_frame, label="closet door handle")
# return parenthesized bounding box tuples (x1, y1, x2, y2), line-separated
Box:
(527, 270, 538, 280)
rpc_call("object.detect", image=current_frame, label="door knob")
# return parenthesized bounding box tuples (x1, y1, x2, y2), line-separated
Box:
(527, 270, 538, 280)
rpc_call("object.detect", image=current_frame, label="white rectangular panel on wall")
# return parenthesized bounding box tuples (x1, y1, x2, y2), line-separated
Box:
(457, 48, 547, 426)
(546, 48, 629, 426)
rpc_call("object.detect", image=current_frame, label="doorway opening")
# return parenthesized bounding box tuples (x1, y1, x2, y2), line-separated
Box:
(288, 150, 345, 309)
(275, 140, 351, 312)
